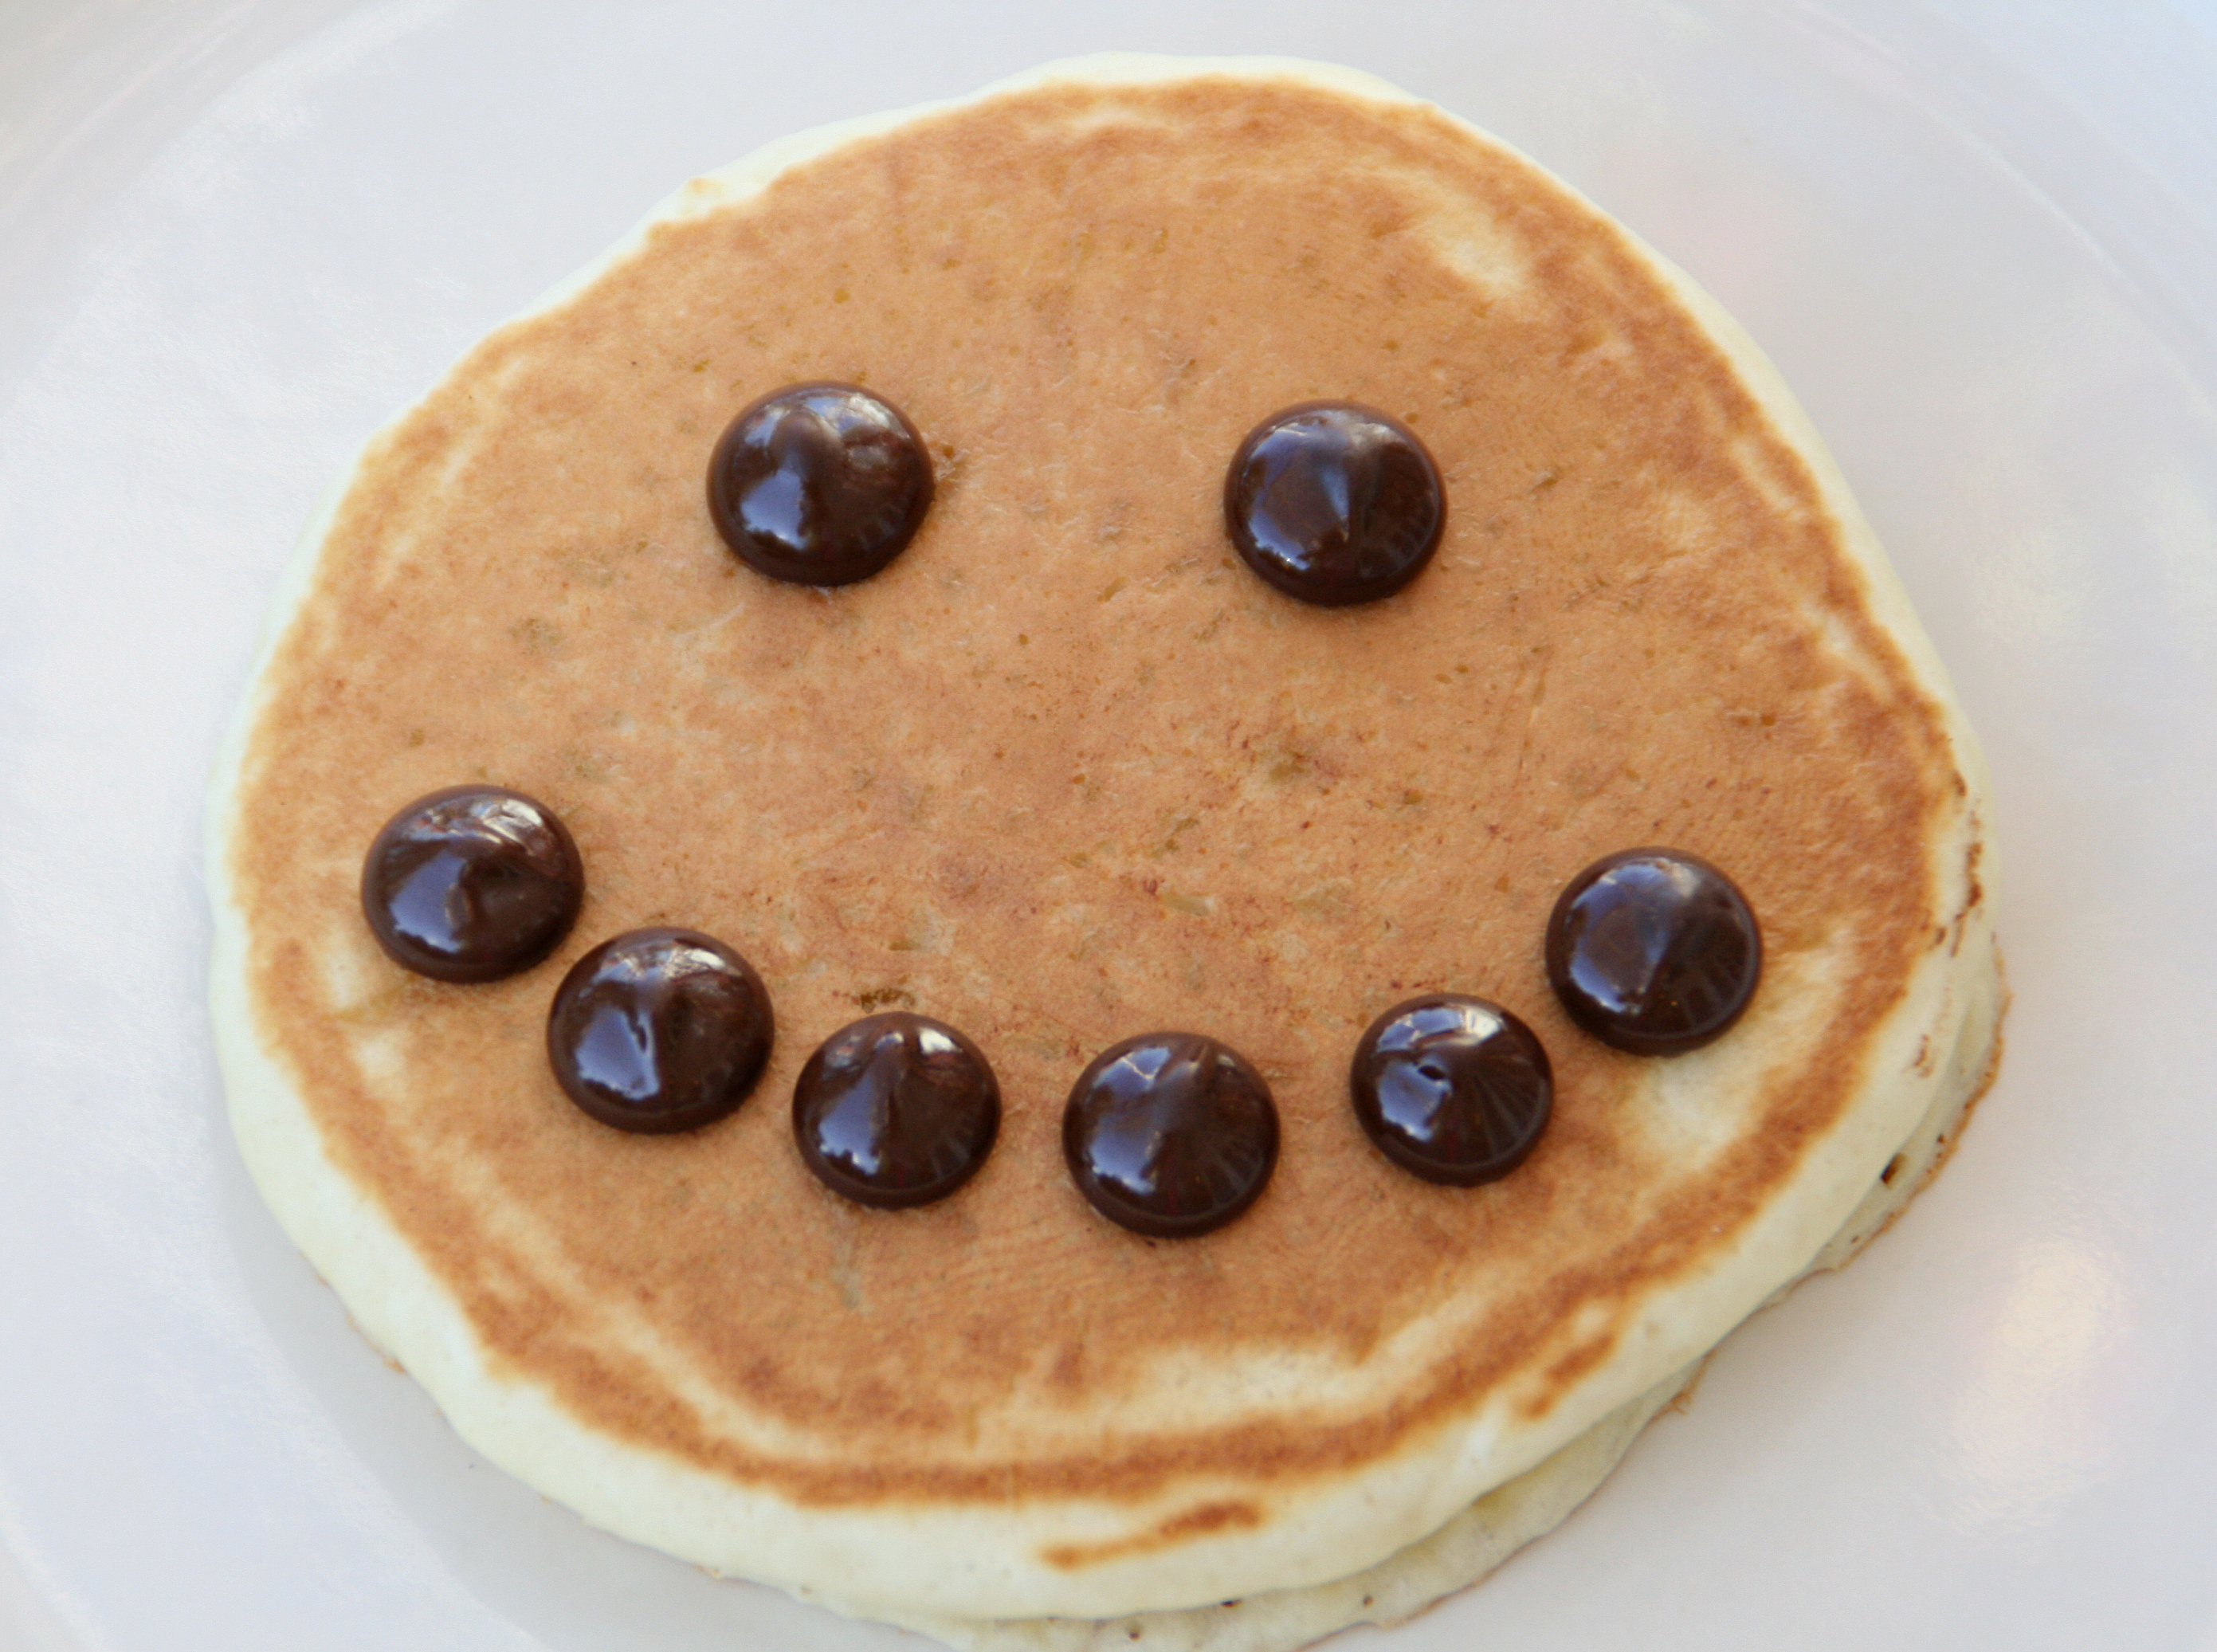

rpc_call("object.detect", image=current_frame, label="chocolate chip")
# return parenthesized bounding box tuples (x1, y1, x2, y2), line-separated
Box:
(1545, 849, 1761, 1054)
(1222, 402, 1443, 605)
(547, 928, 773, 1132)
(1063, 1033, 1278, 1238)
(794, 1013, 1000, 1209)
(1351, 995, 1552, 1185)
(360, 785, 583, 983)
(707, 383, 932, 586)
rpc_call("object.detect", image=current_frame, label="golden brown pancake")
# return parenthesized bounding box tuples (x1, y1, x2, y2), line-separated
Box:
(208, 55, 2000, 1634)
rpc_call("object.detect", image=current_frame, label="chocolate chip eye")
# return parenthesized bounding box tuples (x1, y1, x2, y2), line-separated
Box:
(1351, 995, 1552, 1186)
(1062, 1032, 1279, 1238)
(1223, 402, 1444, 606)
(1545, 849, 1762, 1055)
(360, 785, 583, 983)
(547, 928, 774, 1132)
(793, 1013, 1000, 1210)
(707, 383, 933, 586)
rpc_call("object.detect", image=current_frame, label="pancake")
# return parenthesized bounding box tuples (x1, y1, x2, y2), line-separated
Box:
(206, 54, 2003, 1642)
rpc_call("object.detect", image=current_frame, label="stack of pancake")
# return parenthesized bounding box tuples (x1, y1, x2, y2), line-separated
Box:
(207, 56, 2002, 1650)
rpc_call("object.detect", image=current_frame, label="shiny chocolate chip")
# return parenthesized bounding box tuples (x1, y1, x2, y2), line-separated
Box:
(1546, 849, 1762, 1055)
(1223, 402, 1444, 606)
(1063, 1032, 1278, 1238)
(707, 383, 933, 586)
(793, 1013, 1000, 1209)
(360, 785, 583, 983)
(1351, 995, 1552, 1186)
(547, 928, 773, 1133)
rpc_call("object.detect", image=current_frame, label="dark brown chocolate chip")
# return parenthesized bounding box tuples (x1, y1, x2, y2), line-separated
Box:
(1222, 402, 1444, 606)
(707, 383, 932, 586)
(547, 928, 773, 1133)
(360, 785, 583, 983)
(1062, 1032, 1278, 1238)
(1546, 848, 1762, 1055)
(1350, 995, 1552, 1186)
(793, 1013, 1000, 1209)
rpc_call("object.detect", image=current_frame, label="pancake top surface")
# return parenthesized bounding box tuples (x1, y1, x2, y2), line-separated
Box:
(223, 64, 1975, 1545)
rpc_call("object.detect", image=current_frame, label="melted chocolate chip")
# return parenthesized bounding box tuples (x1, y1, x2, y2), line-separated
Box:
(547, 928, 773, 1133)
(360, 785, 583, 983)
(1062, 1033, 1278, 1238)
(1546, 849, 1762, 1055)
(1351, 995, 1552, 1186)
(1223, 402, 1444, 606)
(794, 1013, 1000, 1209)
(707, 383, 933, 585)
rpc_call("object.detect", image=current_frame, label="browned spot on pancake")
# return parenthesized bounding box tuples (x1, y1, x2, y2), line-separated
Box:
(1533, 1329, 1625, 1414)
(1042, 1500, 1266, 1570)
(1663, 1352, 1716, 1415)
(229, 73, 1980, 1512)
(1943, 824, 1987, 957)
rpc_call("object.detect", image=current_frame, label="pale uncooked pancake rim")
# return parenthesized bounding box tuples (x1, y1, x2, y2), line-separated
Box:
(209, 53, 2001, 1625)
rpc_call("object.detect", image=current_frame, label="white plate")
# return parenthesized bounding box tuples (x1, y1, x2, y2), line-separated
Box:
(4, 2, 2215, 1647)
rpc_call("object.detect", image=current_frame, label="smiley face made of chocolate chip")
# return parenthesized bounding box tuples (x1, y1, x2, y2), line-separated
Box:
(209, 56, 2001, 1650)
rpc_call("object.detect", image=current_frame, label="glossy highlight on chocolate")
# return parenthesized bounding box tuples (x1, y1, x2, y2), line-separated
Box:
(1223, 401, 1444, 605)
(547, 928, 774, 1133)
(794, 1012, 1000, 1209)
(707, 383, 933, 586)
(1062, 1032, 1279, 1238)
(359, 785, 583, 983)
(1351, 995, 1553, 1186)
(1546, 849, 1762, 1055)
